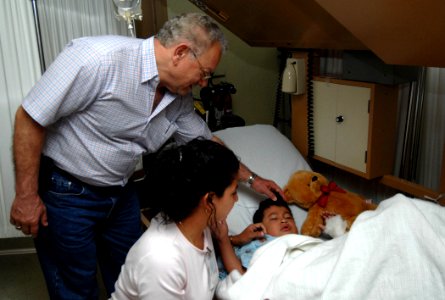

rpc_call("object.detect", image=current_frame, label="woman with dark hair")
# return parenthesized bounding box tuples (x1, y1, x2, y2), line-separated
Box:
(111, 139, 240, 299)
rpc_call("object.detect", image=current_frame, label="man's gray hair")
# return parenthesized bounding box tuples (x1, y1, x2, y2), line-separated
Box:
(156, 12, 227, 55)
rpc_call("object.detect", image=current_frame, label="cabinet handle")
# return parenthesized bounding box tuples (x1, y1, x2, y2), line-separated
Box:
(336, 115, 344, 123)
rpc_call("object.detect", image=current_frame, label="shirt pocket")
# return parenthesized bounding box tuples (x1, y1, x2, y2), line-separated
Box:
(143, 111, 179, 153)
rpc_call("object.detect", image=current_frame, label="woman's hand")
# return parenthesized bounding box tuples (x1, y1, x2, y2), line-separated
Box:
(210, 219, 230, 243)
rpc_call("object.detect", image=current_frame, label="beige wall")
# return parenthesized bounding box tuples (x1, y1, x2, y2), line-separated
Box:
(167, 0, 278, 125)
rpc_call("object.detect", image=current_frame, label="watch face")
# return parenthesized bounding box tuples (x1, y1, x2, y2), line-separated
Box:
(248, 173, 257, 185)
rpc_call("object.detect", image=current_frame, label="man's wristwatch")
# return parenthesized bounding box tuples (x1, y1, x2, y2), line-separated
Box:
(247, 172, 257, 186)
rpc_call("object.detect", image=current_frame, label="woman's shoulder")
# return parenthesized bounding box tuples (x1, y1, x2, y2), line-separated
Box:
(126, 228, 183, 270)
(128, 218, 175, 249)
(141, 219, 181, 247)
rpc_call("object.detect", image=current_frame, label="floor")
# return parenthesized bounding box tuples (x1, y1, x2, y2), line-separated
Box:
(0, 237, 107, 300)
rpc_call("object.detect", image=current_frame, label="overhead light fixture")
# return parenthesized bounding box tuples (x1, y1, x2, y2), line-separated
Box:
(281, 58, 306, 95)
(112, 0, 143, 37)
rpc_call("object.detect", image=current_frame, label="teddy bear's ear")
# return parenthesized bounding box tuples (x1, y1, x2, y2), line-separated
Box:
(311, 171, 328, 185)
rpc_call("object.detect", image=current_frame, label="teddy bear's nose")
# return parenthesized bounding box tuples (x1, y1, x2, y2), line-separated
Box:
(312, 176, 318, 182)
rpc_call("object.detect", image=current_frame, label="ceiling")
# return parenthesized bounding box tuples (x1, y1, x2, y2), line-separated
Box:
(189, 0, 445, 67)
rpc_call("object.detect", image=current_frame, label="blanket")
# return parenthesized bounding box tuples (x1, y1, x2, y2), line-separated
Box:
(216, 194, 445, 300)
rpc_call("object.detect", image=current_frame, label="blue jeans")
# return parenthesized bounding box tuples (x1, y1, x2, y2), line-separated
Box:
(35, 167, 142, 299)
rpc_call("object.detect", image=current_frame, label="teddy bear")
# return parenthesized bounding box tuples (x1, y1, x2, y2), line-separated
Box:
(284, 170, 377, 238)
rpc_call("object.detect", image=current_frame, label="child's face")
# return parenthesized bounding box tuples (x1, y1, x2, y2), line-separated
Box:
(262, 206, 298, 236)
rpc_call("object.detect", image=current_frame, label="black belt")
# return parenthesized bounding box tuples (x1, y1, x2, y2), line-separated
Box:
(39, 156, 129, 196)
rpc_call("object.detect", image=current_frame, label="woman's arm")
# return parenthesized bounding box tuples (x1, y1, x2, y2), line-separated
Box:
(217, 234, 245, 275)
(213, 220, 245, 275)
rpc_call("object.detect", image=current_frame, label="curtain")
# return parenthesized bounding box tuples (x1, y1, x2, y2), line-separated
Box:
(0, 0, 129, 239)
(38, 0, 129, 70)
(417, 68, 445, 190)
(0, 0, 42, 238)
(395, 68, 445, 191)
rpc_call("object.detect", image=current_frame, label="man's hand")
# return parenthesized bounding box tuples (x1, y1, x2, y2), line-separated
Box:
(10, 194, 48, 237)
(250, 175, 285, 200)
(210, 135, 285, 201)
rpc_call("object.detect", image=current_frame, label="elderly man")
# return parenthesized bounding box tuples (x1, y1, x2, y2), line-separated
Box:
(10, 12, 282, 299)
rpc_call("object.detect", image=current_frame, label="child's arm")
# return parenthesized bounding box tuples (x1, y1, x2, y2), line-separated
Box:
(229, 223, 266, 246)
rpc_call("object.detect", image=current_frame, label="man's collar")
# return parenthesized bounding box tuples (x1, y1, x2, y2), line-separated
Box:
(141, 36, 159, 84)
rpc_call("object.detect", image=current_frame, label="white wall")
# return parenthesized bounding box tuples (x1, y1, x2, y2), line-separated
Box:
(167, 0, 279, 125)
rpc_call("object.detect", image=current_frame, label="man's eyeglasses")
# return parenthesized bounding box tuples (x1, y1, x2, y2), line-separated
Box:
(190, 49, 212, 81)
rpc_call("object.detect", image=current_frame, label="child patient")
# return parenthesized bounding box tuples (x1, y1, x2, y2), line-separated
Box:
(214, 195, 298, 278)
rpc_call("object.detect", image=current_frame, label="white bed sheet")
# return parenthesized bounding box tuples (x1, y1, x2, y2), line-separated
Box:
(216, 194, 445, 300)
(214, 124, 311, 234)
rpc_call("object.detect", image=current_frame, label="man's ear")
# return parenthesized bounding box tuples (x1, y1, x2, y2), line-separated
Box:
(172, 44, 190, 64)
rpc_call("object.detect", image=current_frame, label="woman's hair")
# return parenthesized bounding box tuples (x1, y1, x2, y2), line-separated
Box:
(156, 12, 227, 55)
(253, 194, 292, 224)
(145, 139, 239, 223)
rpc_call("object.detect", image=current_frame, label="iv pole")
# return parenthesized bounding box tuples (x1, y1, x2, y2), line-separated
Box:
(30, 0, 46, 72)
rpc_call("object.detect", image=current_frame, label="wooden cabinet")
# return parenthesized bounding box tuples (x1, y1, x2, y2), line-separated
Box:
(312, 77, 398, 179)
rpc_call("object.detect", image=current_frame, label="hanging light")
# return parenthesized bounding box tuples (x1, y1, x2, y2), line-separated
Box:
(112, 0, 143, 37)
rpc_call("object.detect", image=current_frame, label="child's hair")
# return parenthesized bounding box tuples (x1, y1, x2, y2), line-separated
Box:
(145, 138, 239, 223)
(252, 194, 292, 224)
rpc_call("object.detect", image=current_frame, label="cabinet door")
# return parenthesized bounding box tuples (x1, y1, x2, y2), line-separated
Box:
(335, 85, 370, 173)
(313, 80, 370, 173)
(312, 78, 397, 178)
(313, 81, 336, 161)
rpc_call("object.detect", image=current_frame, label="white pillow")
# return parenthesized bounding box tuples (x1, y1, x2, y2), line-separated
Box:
(214, 124, 311, 234)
